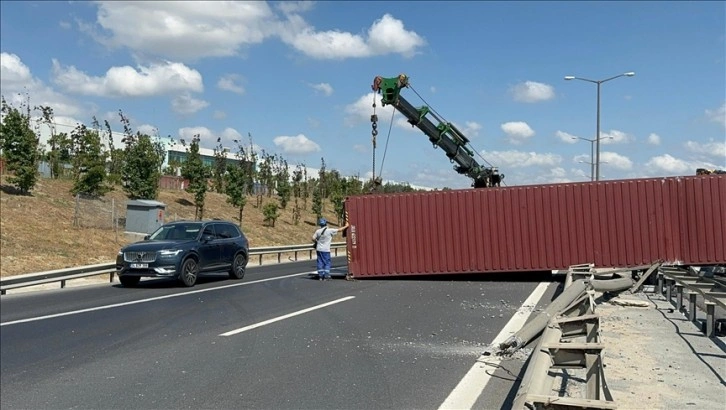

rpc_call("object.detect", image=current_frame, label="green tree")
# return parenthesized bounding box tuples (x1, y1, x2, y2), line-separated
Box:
(122, 134, 164, 199)
(117, 110, 164, 199)
(212, 137, 227, 193)
(258, 150, 274, 199)
(181, 135, 210, 220)
(68, 123, 110, 197)
(311, 186, 322, 221)
(103, 119, 124, 185)
(274, 156, 291, 209)
(318, 157, 327, 209)
(262, 201, 280, 227)
(225, 137, 254, 227)
(36, 105, 61, 179)
(0, 97, 39, 194)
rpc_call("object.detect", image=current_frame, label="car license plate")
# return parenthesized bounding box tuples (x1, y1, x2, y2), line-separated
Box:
(130, 263, 148, 269)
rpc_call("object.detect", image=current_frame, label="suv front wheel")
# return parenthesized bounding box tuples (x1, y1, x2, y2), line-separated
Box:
(229, 253, 248, 280)
(179, 258, 199, 287)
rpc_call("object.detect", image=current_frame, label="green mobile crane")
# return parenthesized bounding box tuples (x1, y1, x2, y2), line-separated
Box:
(371, 74, 503, 188)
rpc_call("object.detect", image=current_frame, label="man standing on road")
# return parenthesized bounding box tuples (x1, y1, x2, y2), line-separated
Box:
(313, 218, 349, 281)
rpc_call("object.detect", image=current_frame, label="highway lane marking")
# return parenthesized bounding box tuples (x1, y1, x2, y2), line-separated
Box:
(0, 271, 318, 327)
(438, 282, 551, 410)
(219, 296, 356, 337)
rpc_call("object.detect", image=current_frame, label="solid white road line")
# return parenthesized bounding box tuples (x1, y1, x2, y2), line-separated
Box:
(0, 271, 317, 327)
(438, 282, 551, 410)
(219, 296, 356, 337)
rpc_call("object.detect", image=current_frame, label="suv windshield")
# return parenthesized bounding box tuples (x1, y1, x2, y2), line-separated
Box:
(149, 223, 203, 241)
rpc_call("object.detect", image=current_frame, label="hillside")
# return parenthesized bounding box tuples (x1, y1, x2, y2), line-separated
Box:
(0, 176, 343, 277)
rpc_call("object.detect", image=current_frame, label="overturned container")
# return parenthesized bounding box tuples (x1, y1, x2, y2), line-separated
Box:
(344, 175, 725, 278)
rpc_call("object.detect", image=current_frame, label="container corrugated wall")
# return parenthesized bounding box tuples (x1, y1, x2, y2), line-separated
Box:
(345, 175, 725, 278)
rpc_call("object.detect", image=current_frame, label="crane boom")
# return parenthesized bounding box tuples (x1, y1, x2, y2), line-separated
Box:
(372, 74, 502, 188)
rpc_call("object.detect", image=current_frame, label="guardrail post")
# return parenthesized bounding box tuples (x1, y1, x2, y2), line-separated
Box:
(294, 251, 298, 261)
(110, 272, 115, 283)
(258, 255, 263, 265)
(675, 284, 684, 312)
(277, 253, 281, 264)
(61, 279, 66, 289)
(688, 293, 697, 322)
(706, 302, 716, 338)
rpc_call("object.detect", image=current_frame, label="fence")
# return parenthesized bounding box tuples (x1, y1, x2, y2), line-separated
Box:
(72, 194, 124, 242)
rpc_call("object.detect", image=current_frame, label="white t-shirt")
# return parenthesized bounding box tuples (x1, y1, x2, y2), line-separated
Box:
(312, 227, 339, 252)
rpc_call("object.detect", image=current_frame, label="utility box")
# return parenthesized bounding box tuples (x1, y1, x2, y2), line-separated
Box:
(125, 200, 166, 234)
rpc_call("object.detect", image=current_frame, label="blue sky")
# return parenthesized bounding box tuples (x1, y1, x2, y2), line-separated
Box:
(1, 1, 724, 189)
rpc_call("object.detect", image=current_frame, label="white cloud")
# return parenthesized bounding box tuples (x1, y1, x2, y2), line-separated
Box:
(84, 2, 277, 61)
(137, 124, 158, 136)
(647, 133, 661, 145)
(273, 134, 321, 155)
(684, 140, 726, 160)
(511, 81, 555, 103)
(555, 130, 579, 144)
(705, 102, 725, 128)
(452, 121, 482, 138)
(276, 1, 316, 14)
(501, 121, 535, 144)
(213, 110, 227, 120)
(599, 129, 632, 144)
(481, 150, 562, 168)
(430, 86, 436, 94)
(353, 144, 368, 154)
(309, 82, 333, 96)
(51, 59, 204, 98)
(280, 13, 426, 60)
(82, 3, 424, 62)
(178, 126, 243, 149)
(344, 92, 397, 127)
(1, 52, 32, 86)
(645, 154, 691, 174)
(600, 151, 633, 170)
(217, 74, 245, 95)
(0, 52, 84, 117)
(171, 93, 209, 115)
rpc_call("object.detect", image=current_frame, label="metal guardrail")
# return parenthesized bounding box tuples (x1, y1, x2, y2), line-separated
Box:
(0, 242, 346, 294)
(509, 262, 662, 409)
(657, 265, 726, 337)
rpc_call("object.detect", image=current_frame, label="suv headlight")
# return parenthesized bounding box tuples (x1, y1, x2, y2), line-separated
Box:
(118, 251, 124, 256)
(159, 249, 183, 257)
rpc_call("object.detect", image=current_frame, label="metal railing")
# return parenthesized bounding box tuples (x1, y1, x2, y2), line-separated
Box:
(508, 262, 662, 409)
(0, 242, 346, 294)
(657, 265, 726, 338)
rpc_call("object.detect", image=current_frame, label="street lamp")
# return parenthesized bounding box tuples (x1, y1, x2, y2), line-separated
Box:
(571, 136, 614, 181)
(578, 159, 608, 181)
(564, 72, 635, 181)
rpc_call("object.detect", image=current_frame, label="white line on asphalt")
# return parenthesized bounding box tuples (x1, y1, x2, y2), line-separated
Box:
(0, 271, 317, 327)
(219, 296, 356, 337)
(438, 282, 551, 410)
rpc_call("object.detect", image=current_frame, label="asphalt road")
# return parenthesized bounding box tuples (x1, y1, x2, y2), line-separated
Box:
(1, 258, 559, 410)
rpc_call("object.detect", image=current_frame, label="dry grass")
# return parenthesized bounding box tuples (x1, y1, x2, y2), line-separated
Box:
(0, 176, 342, 276)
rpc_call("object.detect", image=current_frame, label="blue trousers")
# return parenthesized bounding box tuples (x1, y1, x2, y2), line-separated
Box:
(316, 251, 331, 278)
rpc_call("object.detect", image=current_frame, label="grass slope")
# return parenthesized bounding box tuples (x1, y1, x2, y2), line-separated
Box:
(0, 176, 342, 276)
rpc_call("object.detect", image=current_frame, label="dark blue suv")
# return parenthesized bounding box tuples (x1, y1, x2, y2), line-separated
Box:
(116, 220, 249, 287)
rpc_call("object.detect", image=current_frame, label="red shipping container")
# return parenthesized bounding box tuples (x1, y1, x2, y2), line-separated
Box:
(344, 175, 725, 278)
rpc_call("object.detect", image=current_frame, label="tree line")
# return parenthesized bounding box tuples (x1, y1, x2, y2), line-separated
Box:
(0, 96, 426, 228)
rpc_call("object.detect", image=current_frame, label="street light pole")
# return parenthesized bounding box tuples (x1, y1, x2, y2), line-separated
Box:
(564, 72, 635, 181)
(572, 135, 614, 181)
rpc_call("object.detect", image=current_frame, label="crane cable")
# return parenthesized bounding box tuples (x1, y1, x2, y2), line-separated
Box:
(370, 93, 396, 185)
(377, 108, 396, 180)
(408, 83, 499, 172)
